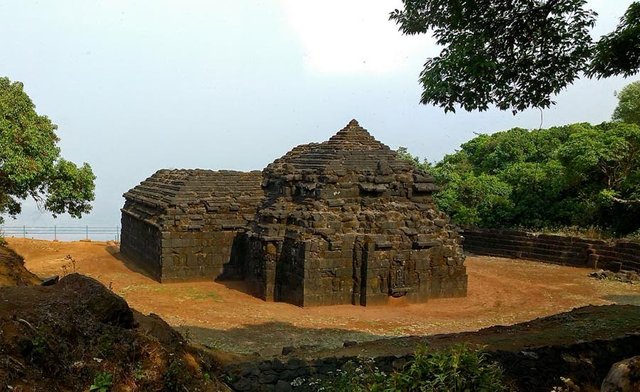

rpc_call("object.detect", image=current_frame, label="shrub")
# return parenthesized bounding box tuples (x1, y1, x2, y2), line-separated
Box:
(313, 344, 510, 391)
(90, 371, 113, 392)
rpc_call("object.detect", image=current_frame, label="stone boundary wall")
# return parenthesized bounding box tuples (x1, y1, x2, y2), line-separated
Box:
(222, 333, 640, 391)
(224, 352, 412, 392)
(463, 228, 640, 272)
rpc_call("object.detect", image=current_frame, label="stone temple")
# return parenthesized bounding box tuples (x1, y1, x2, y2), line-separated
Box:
(120, 120, 467, 306)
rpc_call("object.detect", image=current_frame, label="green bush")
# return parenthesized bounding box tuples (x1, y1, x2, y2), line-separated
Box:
(90, 371, 112, 392)
(398, 120, 640, 235)
(312, 344, 509, 392)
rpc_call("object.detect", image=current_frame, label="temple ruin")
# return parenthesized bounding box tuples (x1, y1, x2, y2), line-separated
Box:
(121, 120, 467, 306)
(120, 170, 263, 281)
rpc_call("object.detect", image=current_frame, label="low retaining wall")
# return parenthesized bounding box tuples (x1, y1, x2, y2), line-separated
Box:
(463, 228, 640, 272)
(223, 333, 640, 391)
(224, 354, 410, 391)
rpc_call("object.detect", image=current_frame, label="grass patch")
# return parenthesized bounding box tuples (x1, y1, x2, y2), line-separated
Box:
(309, 344, 510, 391)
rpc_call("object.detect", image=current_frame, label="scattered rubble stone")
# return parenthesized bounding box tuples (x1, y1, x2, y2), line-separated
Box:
(589, 269, 639, 284)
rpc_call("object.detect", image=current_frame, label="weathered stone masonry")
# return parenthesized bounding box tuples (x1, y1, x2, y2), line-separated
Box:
(463, 228, 640, 272)
(120, 169, 264, 281)
(121, 120, 467, 305)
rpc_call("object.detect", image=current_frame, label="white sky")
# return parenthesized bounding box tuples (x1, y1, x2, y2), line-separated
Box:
(280, 0, 436, 74)
(0, 0, 636, 233)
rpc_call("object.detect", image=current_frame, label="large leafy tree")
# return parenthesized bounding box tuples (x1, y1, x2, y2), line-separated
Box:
(390, 1, 640, 113)
(0, 77, 95, 223)
(400, 122, 640, 234)
(613, 80, 640, 126)
(589, 3, 640, 78)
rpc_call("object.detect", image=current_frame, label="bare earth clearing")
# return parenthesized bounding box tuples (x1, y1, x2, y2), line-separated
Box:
(6, 238, 640, 357)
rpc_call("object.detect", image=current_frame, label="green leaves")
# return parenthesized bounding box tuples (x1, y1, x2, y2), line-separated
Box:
(391, 0, 596, 113)
(588, 2, 640, 79)
(45, 159, 96, 218)
(0, 77, 95, 223)
(403, 121, 640, 234)
(434, 170, 513, 227)
(315, 344, 509, 391)
(387, 344, 509, 392)
(613, 80, 640, 126)
(391, 1, 640, 113)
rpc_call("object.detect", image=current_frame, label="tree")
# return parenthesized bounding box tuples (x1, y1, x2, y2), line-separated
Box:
(613, 80, 640, 126)
(390, 1, 640, 113)
(0, 77, 95, 223)
(589, 3, 640, 78)
(558, 122, 640, 202)
(396, 146, 432, 171)
(400, 122, 640, 234)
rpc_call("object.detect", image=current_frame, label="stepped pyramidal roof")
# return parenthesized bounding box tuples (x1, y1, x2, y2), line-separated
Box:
(266, 119, 417, 174)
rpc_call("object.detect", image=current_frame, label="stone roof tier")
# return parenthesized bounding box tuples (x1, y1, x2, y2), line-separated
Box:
(123, 169, 263, 210)
(265, 119, 419, 176)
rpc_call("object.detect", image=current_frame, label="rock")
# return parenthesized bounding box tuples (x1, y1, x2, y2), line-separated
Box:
(57, 273, 134, 328)
(258, 373, 278, 384)
(589, 269, 640, 284)
(40, 275, 59, 286)
(601, 356, 640, 392)
(520, 351, 539, 360)
(274, 380, 292, 392)
(271, 358, 285, 371)
(233, 377, 255, 391)
(282, 346, 294, 355)
(343, 340, 358, 347)
(285, 358, 306, 370)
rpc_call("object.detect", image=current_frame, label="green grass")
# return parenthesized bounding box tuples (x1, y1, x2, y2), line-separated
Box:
(311, 344, 510, 392)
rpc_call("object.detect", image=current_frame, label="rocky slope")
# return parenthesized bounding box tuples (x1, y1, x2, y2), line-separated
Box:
(0, 271, 229, 391)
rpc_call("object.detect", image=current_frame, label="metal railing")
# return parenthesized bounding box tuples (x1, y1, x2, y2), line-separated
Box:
(1, 226, 120, 241)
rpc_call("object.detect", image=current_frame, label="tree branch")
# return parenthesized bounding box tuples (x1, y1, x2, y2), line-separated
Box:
(611, 196, 640, 204)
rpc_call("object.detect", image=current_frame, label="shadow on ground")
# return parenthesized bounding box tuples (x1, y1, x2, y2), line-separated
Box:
(603, 294, 640, 306)
(214, 278, 257, 297)
(105, 245, 160, 282)
(174, 321, 387, 357)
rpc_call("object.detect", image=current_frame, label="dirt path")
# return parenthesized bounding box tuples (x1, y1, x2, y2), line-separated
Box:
(6, 238, 640, 356)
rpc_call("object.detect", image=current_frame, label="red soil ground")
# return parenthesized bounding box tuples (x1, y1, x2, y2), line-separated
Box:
(6, 237, 640, 356)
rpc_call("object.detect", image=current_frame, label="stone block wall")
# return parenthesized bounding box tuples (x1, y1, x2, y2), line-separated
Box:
(463, 228, 640, 272)
(120, 205, 163, 280)
(300, 237, 359, 307)
(275, 238, 306, 306)
(121, 170, 263, 282)
(159, 229, 240, 282)
(224, 353, 412, 392)
(241, 236, 278, 301)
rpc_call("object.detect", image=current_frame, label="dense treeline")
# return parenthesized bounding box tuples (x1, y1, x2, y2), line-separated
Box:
(401, 121, 640, 236)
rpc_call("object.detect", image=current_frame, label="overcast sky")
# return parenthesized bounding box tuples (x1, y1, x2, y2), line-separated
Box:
(0, 0, 636, 234)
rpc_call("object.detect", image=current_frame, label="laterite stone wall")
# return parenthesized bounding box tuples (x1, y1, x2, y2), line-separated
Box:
(121, 170, 263, 282)
(463, 228, 640, 272)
